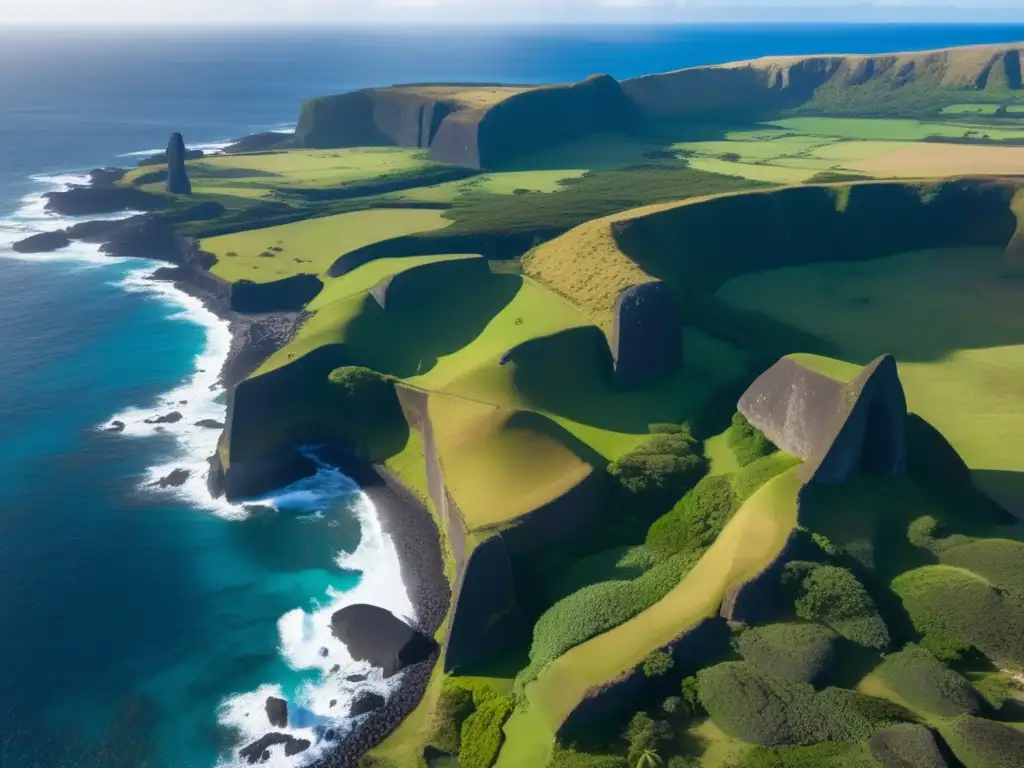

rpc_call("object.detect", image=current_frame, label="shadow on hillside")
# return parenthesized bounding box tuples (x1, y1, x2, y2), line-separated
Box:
(343, 272, 522, 379)
(970, 469, 1024, 524)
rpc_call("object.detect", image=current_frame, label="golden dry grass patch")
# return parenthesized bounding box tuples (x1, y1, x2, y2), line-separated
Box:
(851, 143, 1024, 178)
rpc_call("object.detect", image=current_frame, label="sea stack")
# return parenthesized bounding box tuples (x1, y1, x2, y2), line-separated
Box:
(166, 132, 192, 195)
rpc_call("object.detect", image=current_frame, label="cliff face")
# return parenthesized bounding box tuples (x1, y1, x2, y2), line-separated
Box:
(294, 42, 1024, 169)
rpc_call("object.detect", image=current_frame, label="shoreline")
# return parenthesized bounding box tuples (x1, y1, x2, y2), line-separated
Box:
(11, 170, 450, 767)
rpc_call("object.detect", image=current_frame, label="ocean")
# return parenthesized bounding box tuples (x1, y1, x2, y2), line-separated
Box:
(1, 22, 1023, 768)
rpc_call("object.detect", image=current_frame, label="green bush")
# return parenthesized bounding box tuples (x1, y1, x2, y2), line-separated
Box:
(518, 552, 699, 688)
(736, 623, 837, 685)
(645, 475, 735, 559)
(875, 644, 983, 717)
(739, 742, 877, 768)
(892, 565, 1024, 666)
(940, 539, 1024, 595)
(680, 676, 704, 717)
(459, 695, 514, 768)
(908, 515, 945, 552)
(726, 413, 777, 467)
(607, 430, 708, 518)
(972, 673, 1017, 710)
(944, 715, 1024, 768)
(624, 713, 672, 766)
(544, 546, 656, 604)
(430, 680, 476, 753)
(784, 562, 890, 649)
(869, 724, 949, 768)
(697, 661, 905, 747)
(642, 651, 674, 678)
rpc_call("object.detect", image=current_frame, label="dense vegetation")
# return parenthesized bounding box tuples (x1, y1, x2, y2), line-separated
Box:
(783, 562, 891, 650)
(607, 427, 708, 519)
(430, 679, 514, 767)
(725, 412, 777, 467)
(944, 715, 1024, 768)
(875, 644, 984, 717)
(736, 623, 837, 685)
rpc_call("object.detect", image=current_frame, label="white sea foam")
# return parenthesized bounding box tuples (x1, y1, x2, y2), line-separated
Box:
(2, 168, 414, 768)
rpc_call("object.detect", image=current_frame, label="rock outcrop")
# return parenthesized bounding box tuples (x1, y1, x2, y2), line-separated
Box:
(738, 354, 908, 484)
(165, 132, 192, 195)
(11, 230, 71, 254)
(265, 696, 288, 728)
(609, 281, 682, 389)
(238, 733, 310, 764)
(329, 604, 436, 678)
(349, 691, 385, 716)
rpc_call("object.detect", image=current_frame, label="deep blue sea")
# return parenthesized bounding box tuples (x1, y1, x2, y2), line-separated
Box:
(2, 22, 1023, 768)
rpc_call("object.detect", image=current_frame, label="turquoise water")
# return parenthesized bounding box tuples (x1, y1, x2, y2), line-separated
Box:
(2, 22, 1024, 768)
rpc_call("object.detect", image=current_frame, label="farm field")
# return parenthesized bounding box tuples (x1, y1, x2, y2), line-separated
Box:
(203, 208, 452, 283)
(717, 246, 1024, 516)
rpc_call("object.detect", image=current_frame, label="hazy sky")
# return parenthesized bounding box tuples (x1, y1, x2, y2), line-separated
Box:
(3, 0, 1024, 24)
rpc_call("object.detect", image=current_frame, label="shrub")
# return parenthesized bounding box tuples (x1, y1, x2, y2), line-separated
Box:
(697, 661, 904, 747)
(645, 475, 735, 559)
(660, 696, 683, 720)
(944, 715, 1024, 768)
(518, 552, 699, 687)
(892, 565, 1024, 666)
(544, 546, 656, 604)
(739, 742, 877, 768)
(680, 676, 704, 717)
(736, 623, 837, 685)
(642, 651, 674, 678)
(608, 430, 708, 518)
(459, 694, 514, 768)
(908, 515, 944, 552)
(868, 724, 949, 768)
(431, 680, 476, 753)
(940, 539, 1024, 595)
(725, 413, 777, 467)
(875, 644, 984, 716)
(624, 713, 672, 767)
(784, 562, 890, 649)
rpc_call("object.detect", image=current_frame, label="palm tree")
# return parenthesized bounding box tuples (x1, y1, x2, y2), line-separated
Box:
(635, 748, 664, 768)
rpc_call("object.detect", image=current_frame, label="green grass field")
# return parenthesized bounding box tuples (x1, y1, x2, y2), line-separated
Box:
(498, 466, 803, 766)
(767, 117, 1024, 142)
(941, 104, 1004, 115)
(203, 208, 452, 283)
(686, 157, 817, 184)
(717, 246, 1024, 516)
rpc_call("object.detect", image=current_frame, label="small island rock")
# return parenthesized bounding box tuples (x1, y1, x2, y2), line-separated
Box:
(12, 230, 71, 254)
(195, 419, 225, 429)
(239, 733, 309, 764)
(348, 691, 385, 716)
(265, 696, 288, 729)
(145, 411, 183, 425)
(330, 603, 437, 677)
(152, 469, 191, 488)
(106, 420, 126, 433)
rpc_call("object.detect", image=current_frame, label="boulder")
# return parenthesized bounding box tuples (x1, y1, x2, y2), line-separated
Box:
(239, 733, 310, 763)
(195, 419, 225, 429)
(145, 411, 183, 425)
(106, 420, 126, 433)
(12, 230, 71, 254)
(330, 604, 436, 677)
(152, 469, 191, 488)
(265, 696, 288, 728)
(165, 132, 192, 195)
(348, 691, 385, 716)
(610, 281, 683, 389)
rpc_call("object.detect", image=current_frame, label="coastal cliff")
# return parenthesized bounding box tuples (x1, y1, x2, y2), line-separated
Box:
(293, 41, 1024, 169)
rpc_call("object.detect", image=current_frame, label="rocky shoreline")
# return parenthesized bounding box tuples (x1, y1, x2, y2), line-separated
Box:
(23, 171, 450, 767)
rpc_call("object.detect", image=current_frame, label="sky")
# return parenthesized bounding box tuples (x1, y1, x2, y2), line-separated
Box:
(3, 0, 1024, 24)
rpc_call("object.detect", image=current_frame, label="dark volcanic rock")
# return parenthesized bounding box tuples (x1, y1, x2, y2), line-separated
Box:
(738, 353, 908, 484)
(348, 691, 385, 716)
(12, 230, 71, 254)
(165, 132, 192, 195)
(44, 185, 168, 217)
(330, 604, 436, 678)
(145, 411, 183, 425)
(152, 468, 191, 488)
(224, 131, 293, 153)
(195, 419, 225, 429)
(265, 696, 288, 728)
(610, 281, 682, 389)
(65, 218, 140, 243)
(106, 420, 126, 433)
(239, 733, 310, 764)
(89, 167, 127, 187)
(344, 673, 366, 682)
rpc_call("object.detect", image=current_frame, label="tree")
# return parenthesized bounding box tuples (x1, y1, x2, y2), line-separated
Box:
(635, 749, 664, 768)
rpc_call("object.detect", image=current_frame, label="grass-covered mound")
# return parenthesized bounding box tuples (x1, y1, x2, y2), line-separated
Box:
(738, 742, 877, 768)
(891, 565, 1024, 666)
(874, 644, 984, 717)
(697, 661, 908, 747)
(943, 715, 1024, 768)
(607, 427, 707, 519)
(868, 723, 950, 768)
(783, 562, 891, 650)
(939, 539, 1024, 595)
(736, 623, 838, 686)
